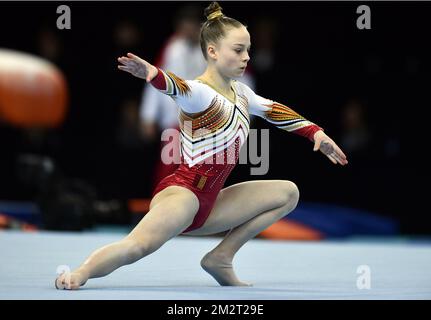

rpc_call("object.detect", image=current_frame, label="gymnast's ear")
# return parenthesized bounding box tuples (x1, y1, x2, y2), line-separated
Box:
(206, 42, 218, 60)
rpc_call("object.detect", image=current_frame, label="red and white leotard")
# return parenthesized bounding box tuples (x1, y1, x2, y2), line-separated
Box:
(150, 68, 322, 233)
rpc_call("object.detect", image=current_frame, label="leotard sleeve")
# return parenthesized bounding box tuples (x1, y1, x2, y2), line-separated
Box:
(150, 68, 210, 114)
(240, 82, 323, 141)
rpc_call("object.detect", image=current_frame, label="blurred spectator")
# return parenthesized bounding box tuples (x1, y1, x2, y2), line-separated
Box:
(113, 20, 142, 51)
(248, 16, 282, 108)
(139, 4, 205, 143)
(36, 27, 64, 65)
(112, 19, 145, 149)
(139, 5, 206, 190)
(115, 99, 144, 149)
(250, 17, 279, 73)
(339, 98, 371, 158)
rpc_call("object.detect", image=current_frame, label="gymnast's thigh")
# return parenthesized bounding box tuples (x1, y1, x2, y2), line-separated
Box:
(184, 180, 297, 236)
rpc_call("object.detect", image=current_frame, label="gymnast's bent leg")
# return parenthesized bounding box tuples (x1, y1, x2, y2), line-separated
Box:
(55, 186, 199, 290)
(184, 180, 299, 286)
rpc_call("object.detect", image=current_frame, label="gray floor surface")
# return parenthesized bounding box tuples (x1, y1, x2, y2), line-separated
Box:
(1, 230, 430, 300)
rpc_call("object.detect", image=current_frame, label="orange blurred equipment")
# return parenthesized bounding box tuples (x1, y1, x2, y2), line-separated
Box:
(0, 49, 68, 128)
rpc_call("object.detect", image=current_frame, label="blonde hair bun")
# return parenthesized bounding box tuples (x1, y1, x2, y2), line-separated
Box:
(205, 2, 223, 21)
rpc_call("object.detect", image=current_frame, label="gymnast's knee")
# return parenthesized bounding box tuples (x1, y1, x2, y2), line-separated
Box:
(279, 180, 300, 211)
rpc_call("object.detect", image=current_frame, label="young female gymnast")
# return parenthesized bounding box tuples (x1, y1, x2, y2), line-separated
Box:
(55, 2, 347, 289)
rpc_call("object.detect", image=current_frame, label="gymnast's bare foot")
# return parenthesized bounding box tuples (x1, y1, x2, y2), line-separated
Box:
(200, 251, 252, 287)
(55, 270, 88, 290)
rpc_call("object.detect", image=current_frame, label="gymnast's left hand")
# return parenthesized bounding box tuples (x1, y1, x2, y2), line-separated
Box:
(313, 130, 348, 166)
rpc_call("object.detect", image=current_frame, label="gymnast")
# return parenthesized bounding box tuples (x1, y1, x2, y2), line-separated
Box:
(55, 1, 347, 289)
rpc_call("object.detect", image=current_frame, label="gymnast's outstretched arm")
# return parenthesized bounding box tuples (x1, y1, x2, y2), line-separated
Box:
(118, 53, 209, 114)
(240, 82, 348, 165)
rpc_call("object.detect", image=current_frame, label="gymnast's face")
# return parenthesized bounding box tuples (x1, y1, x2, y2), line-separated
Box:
(208, 26, 251, 78)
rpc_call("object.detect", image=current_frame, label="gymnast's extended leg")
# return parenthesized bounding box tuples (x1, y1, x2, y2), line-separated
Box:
(184, 180, 299, 286)
(55, 186, 199, 289)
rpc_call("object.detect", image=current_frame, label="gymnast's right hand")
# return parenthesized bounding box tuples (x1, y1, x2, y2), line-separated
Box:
(117, 53, 158, 82)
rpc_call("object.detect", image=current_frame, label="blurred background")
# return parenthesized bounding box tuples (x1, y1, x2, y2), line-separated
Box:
(0, 2, 426, 237)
